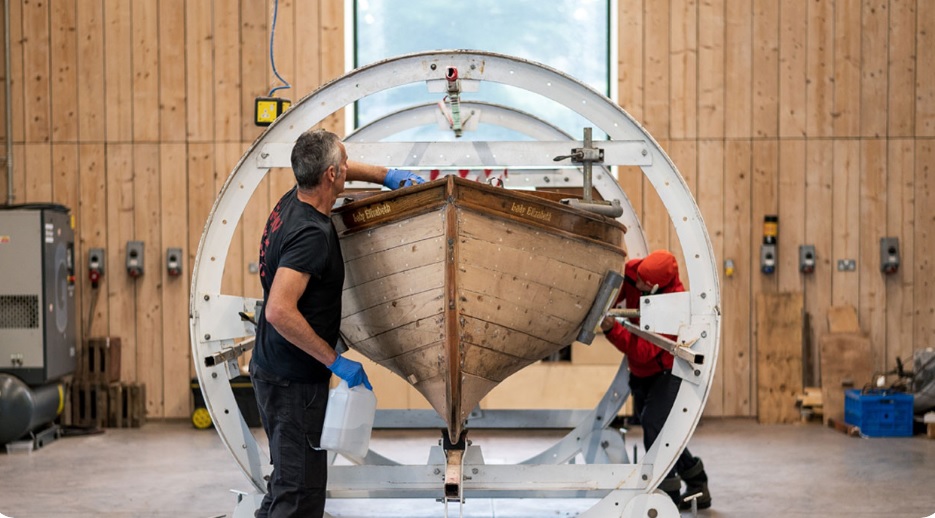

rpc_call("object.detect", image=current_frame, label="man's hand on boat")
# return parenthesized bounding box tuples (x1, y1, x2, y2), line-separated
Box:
(383, 168, 425, 189)
(328, 355, 374, 390)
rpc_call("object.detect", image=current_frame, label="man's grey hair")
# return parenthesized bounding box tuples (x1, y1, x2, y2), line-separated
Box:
(290, 128, 343, 189)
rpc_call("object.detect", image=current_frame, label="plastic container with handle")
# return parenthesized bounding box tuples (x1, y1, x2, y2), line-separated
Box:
(319, 380, 376, 458)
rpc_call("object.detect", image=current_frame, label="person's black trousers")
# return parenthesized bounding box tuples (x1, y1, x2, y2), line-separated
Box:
(629, 370, 697, 475)
(251, 361, 330, 518)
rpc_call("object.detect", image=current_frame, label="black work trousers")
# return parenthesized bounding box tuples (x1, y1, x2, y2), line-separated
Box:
(251, 361, 330, 518)
(629, 369, 697, 476)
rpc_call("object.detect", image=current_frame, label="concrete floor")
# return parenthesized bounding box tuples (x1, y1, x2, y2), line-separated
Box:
(0, 418, 933, 518)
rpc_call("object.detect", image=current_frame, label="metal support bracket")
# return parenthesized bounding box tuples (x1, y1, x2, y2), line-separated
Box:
(622, 321, 704, 366)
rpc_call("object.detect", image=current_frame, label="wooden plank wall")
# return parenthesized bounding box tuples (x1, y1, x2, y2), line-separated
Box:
(0, 0, 344, 419)
(616, 0, 934, 418)
(0, 1, 933, 419)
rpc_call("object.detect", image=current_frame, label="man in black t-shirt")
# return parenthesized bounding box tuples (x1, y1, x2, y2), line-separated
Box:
(250, 128, 423, 518)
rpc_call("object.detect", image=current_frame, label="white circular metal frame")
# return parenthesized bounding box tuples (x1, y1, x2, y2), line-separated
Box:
(190, 50, 720, 517)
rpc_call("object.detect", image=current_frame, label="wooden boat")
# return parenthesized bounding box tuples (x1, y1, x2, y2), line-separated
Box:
(333, 175, 627, 441)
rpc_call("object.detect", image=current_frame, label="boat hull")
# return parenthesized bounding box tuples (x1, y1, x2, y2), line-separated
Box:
(333, 176, 627, 440)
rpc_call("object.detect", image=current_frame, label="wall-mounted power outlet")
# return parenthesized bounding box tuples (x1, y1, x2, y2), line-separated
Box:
(126, 241, 144, 278)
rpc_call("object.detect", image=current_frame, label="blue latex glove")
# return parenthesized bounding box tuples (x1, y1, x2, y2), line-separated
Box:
(383, 169, 425, 189)
(328, 355, 373, 390)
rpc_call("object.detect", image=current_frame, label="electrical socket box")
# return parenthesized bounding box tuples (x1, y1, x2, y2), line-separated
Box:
(166, 248, 183, 277)
(799, 245, 816, 274)
(760, 243, 776, 274)
(880, 237, 899, 274)
(126, 241, 144, 278)
(88, 248, 105, 275)
(255, 97, 291, 126)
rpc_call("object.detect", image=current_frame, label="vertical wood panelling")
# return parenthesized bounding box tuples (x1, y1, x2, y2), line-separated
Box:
(698, 0, 724, 138)
(806, 0, 834, 137)
(778, 0, 806, 137)
(833, 1, 862, 137)
(105, 143, 136, 381)
(618, 0, 644, 121)
(777, 139, 805, 293)
(22, 0, 50, 142)
(186, 1, 214, 141)
(4, 0, 935, 420)
(643, 0, 670, 139)
(160, 143, 190, 418)
(77, 0, 105, 142)
(50, 0, 78, 142)
(643, 141, 672, 253)
(751, 0, 778, 137)
(319, 1, 345, 133)
(698, 140, 724, 415)
(915, 142, 935, 350)
(218, 143, 244, 296)
(10, 145, 24, 206)
(918, 0, 935, 136)
(104, 0, 132, 142)
(666, 141, 697, 270)
(832, 141, 861, 305)
(23, 144, 51, 201)
(859, 139, 887, 370)
(885, 139, 914, 370)
(78, 144, 108, 337)
(724, 0, 751, 137)
(8, 0, 24, 144)
(750, 139, 778, 416)
(187, 143, 215, 278)
(722, 140, 752, 415)
(861, 0, 888, 137)
(803, 140, 833, 384)
(134, 144, 163, 416)
(158, 0, 186, 142)
(0, 3, 7, 147)
(215, 0, 241, 142)
(240, 0, 267, 143)
(132, 0, 159, 142)
(670, 0, 697, 139)
(888, 0, 916, 137)
(269, 0, 295, 116)
(294, 0, 322, 101)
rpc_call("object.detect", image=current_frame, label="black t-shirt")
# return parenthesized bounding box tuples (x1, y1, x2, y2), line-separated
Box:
(253, 187, 345, 383)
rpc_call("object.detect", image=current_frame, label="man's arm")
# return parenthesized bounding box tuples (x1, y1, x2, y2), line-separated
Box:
(346, 160, 390, 185)
(263, 266, 337, 367)
(347, 160, 425, 188)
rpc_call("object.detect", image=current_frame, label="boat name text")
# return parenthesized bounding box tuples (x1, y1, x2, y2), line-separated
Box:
(510, 202, 553, 222)
(352, 203, 392, 223)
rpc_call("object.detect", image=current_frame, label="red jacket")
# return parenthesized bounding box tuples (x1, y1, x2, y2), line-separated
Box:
(604, 254, 685, 378)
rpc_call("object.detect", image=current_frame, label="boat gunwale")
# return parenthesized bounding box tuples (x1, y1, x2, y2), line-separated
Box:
(333, 176, 628, 257)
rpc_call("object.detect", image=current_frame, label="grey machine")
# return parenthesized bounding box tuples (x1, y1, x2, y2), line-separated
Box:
(0, 205, 76, 446)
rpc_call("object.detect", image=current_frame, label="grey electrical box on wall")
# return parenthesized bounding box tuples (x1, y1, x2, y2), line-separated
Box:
(880, 237, 900, 274)
(0, 206, 77, 384)
(126, 241, 144, 278)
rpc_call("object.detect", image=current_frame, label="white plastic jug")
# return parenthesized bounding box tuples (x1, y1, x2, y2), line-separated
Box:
(319, 379, 376, 458)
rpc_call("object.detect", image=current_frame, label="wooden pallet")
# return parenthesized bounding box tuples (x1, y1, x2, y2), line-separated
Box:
(70, 381, 109, 429)
(107, 382, 146, 428)
(80, 337, 122, 383)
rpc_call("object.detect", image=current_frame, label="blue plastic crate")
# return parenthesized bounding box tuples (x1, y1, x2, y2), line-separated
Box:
(844, 389, 913, 437)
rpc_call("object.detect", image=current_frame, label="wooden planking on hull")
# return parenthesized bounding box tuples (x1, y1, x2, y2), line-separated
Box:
(334, 176, 628, 441)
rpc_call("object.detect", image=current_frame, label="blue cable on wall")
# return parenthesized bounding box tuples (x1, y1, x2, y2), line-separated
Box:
(268, 0, 291, 96)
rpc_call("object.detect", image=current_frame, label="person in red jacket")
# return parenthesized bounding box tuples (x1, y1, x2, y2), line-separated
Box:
(600, 250, 711, 510)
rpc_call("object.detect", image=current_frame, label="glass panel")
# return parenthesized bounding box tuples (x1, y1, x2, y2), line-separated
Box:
(354, 0, 611, 140)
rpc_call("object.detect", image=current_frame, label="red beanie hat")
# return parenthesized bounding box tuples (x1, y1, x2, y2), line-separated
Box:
(636, 250, 679, 289)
